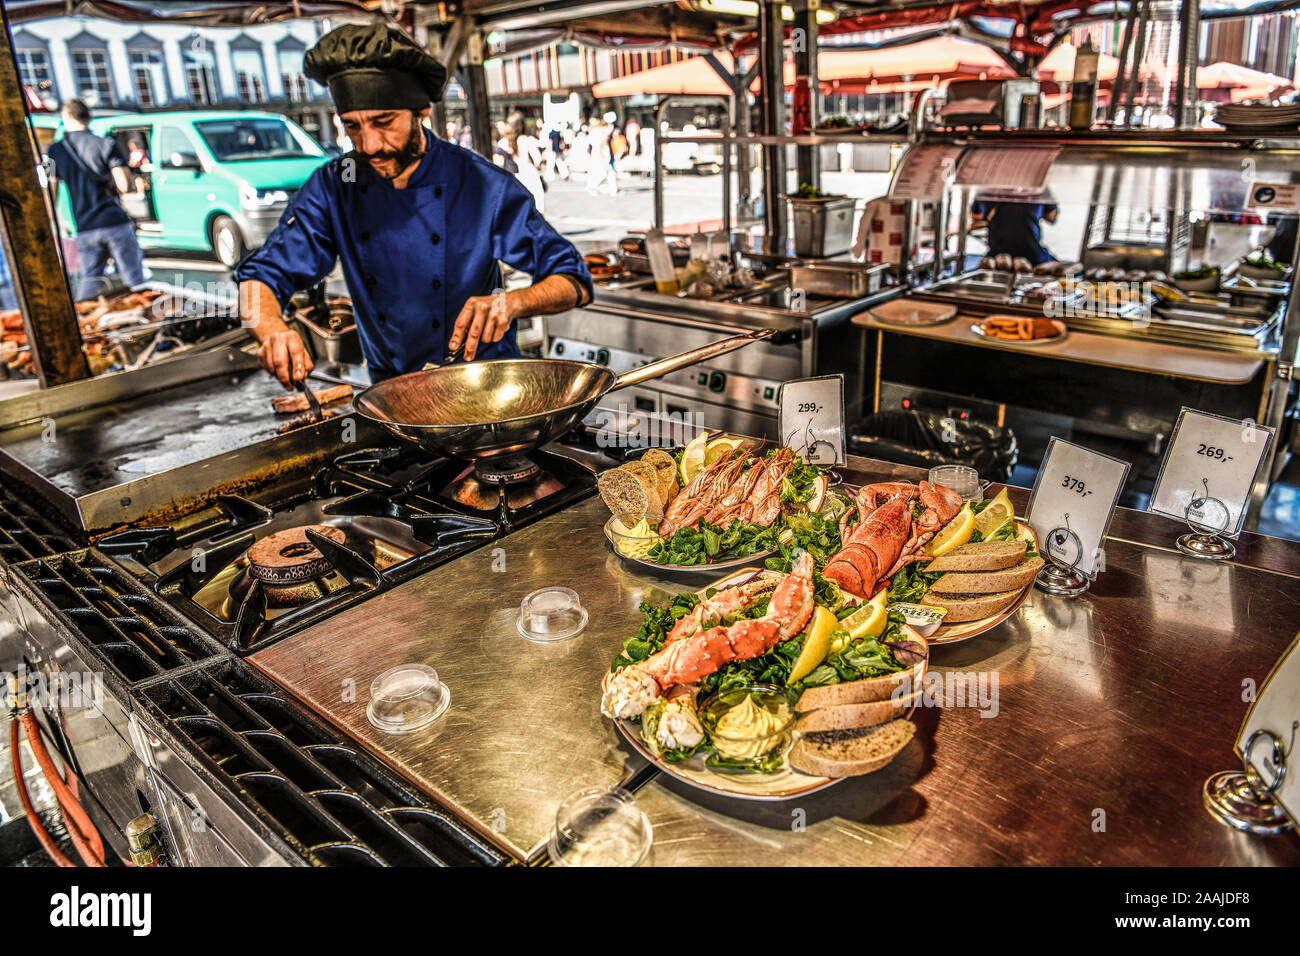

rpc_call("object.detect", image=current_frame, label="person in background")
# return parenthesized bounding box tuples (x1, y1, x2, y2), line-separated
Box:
(126, 137, 150, 193)
(623, 117, 640, 156)
(970, 190, 1059, 265)
(495, 113, 546, 213)
(47, 98, 147, 300)
(586, 118, 617, 196)
(445, 120, 459, 143)
(543, 122, 569, 180)
(457, 124, 473, 149)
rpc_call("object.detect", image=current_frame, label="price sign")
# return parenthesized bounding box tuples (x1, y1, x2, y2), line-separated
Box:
(1026, 437, 1131, 578)
(778, 374, 845, 467)
(1149, 408, 1275, 538)
(1236, 631, 1300, 827)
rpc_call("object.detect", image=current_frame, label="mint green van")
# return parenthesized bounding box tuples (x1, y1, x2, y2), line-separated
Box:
(83, 111, 329, 267)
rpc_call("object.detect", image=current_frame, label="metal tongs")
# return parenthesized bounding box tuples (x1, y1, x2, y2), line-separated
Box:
(294, 374, 324, 422)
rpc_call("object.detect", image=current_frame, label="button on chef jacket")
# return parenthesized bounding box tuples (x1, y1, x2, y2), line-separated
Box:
(234, 129, 594, 381)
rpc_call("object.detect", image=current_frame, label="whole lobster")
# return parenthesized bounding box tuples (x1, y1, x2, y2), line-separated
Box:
(822, 481, 964, 599)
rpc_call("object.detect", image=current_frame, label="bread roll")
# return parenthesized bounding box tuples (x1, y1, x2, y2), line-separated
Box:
(639, 448, 678, 504)
(597, 466, 662, 520)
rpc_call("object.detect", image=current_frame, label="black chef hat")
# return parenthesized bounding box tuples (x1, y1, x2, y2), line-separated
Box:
(305, 23, 446, 113)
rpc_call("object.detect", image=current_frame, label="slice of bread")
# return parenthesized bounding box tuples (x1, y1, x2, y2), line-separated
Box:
(921, 588, 1021, 622)
(597, 466, 663, 520)
(794, 691, 917, 735)
(924, 540, 1027, 573)
(797, 671, 911, 710)
(788, 719, 916, 777)
(622, 460, 667, 509)
(639, 449, 678, 505)
(928, 555, 1043, 596)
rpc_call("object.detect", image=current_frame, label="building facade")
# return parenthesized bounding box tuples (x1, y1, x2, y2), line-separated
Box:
(11, 16, 339, 143)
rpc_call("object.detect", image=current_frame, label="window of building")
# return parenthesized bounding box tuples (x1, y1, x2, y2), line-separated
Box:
(16, 48, 53, 96)
(129, 49, 166, 106)
(184, 47, 218, 104)
(232, 47, 267, 103)
(71, 49, 113, 106)
(278, 49, 309, 102)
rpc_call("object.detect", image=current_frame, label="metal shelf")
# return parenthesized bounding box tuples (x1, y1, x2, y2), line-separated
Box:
(660, 132, 909, 146)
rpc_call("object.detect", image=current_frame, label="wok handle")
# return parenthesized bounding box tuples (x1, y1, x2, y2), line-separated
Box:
(610, 328, 778, 391)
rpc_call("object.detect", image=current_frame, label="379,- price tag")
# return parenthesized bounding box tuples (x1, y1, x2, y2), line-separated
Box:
(1149, 408, 1275, 538)
(1026, 437, 1131, 578)
(778, 374, 845, 467)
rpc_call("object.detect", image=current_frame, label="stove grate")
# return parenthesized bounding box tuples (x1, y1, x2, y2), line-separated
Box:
(13, 550, 226, 684)
(141, 661, 510, 866)
(0, 485, 82, 563)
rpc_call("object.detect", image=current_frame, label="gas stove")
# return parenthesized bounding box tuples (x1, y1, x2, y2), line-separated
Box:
(1, 439, 611, 867)
(92, 444, 598, 655)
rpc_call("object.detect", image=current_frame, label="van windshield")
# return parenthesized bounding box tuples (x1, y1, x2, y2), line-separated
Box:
(193, 118, 323, 162)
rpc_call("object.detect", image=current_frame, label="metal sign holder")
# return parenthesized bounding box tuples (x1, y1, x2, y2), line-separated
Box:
(1035, 513, 1090, 597)
(1176, 478, 1236, 561)
(1204, 723, 1298, 835)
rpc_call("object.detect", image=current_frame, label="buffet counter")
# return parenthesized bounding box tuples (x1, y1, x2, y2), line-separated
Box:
(852, 308, 1267, 385)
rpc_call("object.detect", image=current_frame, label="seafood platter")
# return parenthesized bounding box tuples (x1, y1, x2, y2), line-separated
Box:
(597, 441, 1042, 797)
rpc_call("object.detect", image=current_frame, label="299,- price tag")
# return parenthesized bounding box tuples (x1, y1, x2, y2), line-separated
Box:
(1149, 408, 1275, 538)
(1026, 437, 1131, 578)
(778, 374, 845, 467)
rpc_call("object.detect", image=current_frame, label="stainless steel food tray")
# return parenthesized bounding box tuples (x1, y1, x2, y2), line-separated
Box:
(785, 261, 889, 298)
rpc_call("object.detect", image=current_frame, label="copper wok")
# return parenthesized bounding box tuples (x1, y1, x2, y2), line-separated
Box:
(354, 328, 776, 461)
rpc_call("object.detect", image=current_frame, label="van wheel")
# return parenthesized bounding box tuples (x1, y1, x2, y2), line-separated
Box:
(212, 216, 247, 268)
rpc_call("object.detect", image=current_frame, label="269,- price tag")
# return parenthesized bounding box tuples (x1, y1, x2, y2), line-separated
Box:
(1026, 437, 1131, 578)
(1149, 408, 1275, 538)
(778, 374, 845, 467)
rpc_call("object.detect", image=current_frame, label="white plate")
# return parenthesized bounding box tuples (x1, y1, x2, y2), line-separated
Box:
(604, 568, 929, 800)
(869, 300, 958, 327)
(971, 317, 1068, 346)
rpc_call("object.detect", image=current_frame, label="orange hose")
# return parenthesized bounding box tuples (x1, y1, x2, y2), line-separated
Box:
(19, 711, 105, 867)
(10, 718, 76, 867)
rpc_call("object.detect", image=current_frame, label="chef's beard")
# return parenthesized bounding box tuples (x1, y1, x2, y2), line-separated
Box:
(357, 120, 425, 179)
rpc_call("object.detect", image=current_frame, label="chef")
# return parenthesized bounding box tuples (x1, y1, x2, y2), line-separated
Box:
(235, 23, 593, 386)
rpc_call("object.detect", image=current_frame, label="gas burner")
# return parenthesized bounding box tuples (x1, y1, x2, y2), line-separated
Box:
(242, 525, 349, 608)
(95, 445, 591, 656)
(474, 454, 541, 487)
(247, 525, 346, 584)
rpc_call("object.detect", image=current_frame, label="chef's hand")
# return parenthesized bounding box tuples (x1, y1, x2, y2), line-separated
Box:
(257, 318, 314, 388)
(449, 291, 513, 362)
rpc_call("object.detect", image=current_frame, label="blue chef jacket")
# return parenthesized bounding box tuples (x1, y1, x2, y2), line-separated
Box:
(235, 129, 594, 380)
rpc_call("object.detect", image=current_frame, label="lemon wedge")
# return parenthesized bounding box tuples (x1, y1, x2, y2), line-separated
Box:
(678, 432, 709, 486)
(841, 591, 888, 640)
(926, 502, 976, 557)
(704, 434, 747, 466)
(788, 606, 837, 684)
(975, 488, 1014, 540)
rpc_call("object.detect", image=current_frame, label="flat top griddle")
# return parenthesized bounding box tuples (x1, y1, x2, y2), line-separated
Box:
(0, 347, 374, 532)
(0, 368, 292, 498)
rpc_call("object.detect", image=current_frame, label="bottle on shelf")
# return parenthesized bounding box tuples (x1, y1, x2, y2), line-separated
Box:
(644, 227, 679, 295)
(1068, 39, 1100, 131)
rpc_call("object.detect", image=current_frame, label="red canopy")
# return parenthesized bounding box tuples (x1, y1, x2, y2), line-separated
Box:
(593, 37, 1019, 98)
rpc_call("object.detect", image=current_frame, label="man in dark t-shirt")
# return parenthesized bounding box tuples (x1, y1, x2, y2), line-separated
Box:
(971, 192, 1059, 266)
(47, 98, 146, 300)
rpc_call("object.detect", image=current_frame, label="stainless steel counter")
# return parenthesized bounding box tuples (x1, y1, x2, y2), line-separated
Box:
(250, 494, 684, 862)
(250, 457, 1300, 866)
